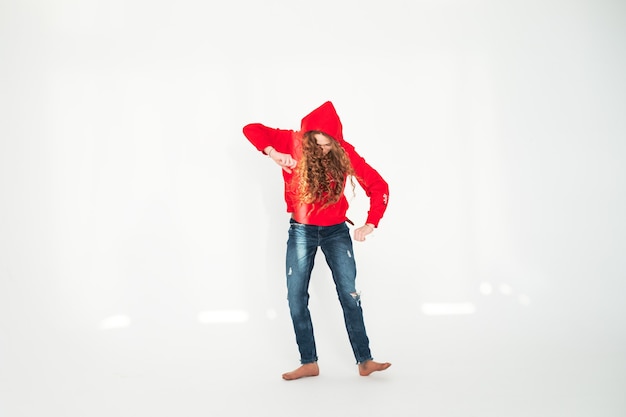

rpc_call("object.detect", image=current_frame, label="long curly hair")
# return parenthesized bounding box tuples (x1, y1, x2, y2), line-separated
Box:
(294, 131, 356, 209)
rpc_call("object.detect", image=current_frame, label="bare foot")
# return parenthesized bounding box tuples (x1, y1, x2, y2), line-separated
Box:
(358, 360, 391, 376)
(282, 362, 320, 381)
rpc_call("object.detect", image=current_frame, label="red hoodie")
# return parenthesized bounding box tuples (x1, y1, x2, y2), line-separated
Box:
(242, 101, 389, 227)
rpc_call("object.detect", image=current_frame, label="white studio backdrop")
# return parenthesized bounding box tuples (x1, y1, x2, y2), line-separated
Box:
(1, 0, 625, 415)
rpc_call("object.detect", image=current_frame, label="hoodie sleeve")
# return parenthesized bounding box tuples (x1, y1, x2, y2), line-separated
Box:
(343, 143, 389, 228)
(242, 123, 294, 155)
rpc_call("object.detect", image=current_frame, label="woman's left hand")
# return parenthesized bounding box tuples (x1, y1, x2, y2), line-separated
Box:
(354, 224, 375, 242)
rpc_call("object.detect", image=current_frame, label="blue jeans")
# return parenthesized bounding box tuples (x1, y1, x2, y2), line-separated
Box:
(286, 218, 373, 364)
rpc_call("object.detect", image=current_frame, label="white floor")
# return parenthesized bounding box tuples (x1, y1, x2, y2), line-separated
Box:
(1, 292, 624, 417)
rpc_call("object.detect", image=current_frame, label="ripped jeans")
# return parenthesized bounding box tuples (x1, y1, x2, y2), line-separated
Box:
(286, 218, 373, 364)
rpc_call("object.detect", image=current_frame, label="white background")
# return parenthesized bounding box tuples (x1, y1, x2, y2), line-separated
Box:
(1, 1, 625, 416)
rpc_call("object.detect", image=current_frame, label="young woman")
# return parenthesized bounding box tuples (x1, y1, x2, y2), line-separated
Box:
(243, 101, 391, 380)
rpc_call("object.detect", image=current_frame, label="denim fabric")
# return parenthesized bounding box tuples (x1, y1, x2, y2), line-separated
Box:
(286, 218, 373, 364)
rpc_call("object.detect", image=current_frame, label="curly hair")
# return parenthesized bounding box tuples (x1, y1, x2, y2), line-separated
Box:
(294, 131, 356, 209)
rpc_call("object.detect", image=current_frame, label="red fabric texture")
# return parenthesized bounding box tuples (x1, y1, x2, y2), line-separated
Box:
(300, 101, 344, 142)
(242, 101, 389, 227)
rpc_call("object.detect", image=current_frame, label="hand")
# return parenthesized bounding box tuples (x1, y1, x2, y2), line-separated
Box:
(354, 224, 375, 242)
(270, 149, 297, 173)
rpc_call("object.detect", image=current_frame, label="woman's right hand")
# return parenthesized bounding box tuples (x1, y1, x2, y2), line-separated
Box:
(269, 148, 297, 173)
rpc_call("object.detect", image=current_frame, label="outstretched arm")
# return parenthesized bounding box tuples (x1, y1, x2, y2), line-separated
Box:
(343, 142, 389, 234)
(243, 124, 297, 173)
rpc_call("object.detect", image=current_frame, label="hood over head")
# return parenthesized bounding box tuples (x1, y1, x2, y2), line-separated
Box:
(300, 101, 343, 143)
